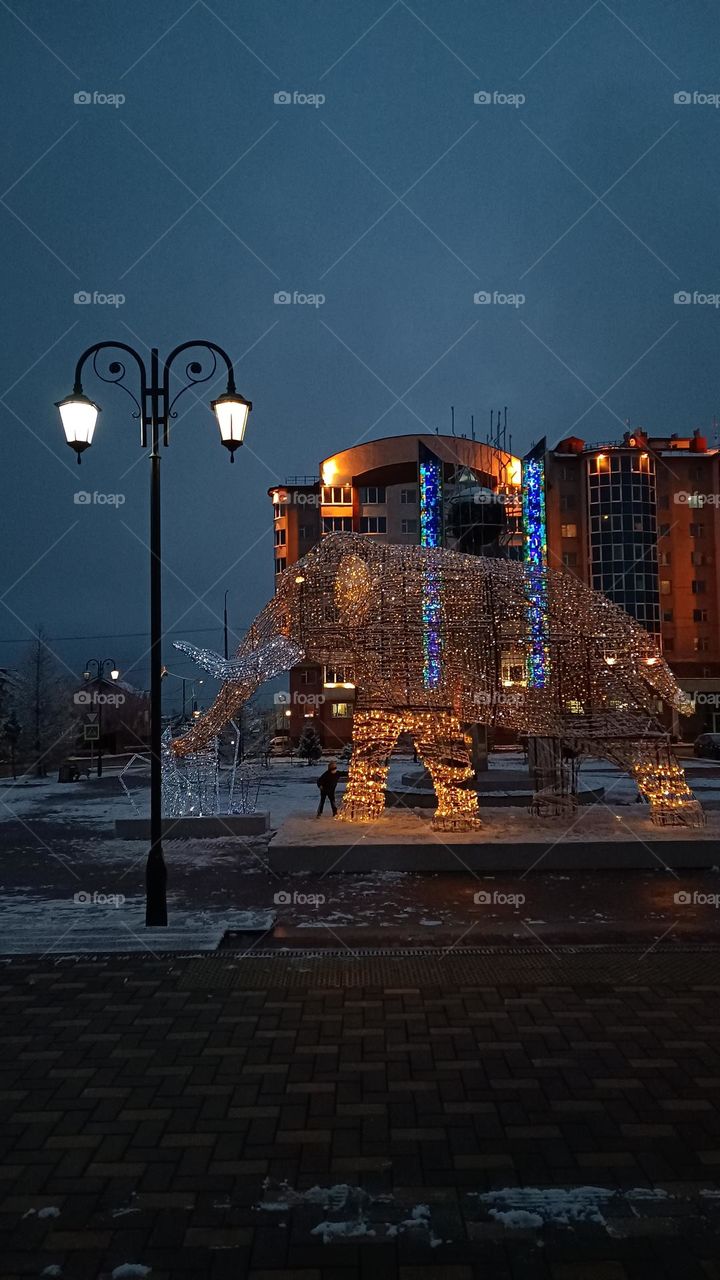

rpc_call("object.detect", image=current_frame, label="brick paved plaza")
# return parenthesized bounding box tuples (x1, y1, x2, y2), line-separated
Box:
(3, 949, 720, 1278)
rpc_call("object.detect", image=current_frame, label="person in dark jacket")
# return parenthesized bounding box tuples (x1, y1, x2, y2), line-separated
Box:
(316, 760, 339, 816)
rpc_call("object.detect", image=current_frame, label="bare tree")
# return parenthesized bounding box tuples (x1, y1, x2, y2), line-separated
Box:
(14, 628, 76, 777)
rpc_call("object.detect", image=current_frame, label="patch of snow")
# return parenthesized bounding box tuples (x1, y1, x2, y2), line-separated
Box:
(111, 1267, 151, 1279)
(310, 1219, 376, 1242)
(489, 1208, 544, 1229)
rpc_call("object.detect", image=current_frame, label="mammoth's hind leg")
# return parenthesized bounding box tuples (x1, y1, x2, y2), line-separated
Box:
(338, 710, 403, 823)
(410, 711, 481, 832)
(604, 737, 705, 828)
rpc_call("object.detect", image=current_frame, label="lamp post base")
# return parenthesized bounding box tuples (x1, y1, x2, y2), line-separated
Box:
(146, 846, 168, 926)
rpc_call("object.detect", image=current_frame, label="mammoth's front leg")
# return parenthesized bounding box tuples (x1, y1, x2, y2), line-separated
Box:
(338, 710, 403, 823)
(410, 711, 481, 832)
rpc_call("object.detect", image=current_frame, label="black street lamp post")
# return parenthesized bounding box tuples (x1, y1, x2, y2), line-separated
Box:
(56, 341, 251, 926)
(82, 658, 119, 779)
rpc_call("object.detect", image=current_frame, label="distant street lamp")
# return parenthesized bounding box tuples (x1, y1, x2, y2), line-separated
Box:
(83, 658, 118, 779)
(56, 341, 251, 926)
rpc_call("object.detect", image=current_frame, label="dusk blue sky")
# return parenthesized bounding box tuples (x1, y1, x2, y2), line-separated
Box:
(2, 0, 719, 698)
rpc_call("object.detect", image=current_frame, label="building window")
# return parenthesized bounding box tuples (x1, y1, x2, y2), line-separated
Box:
(401, 518, 417, 534)
(694, 636, 710, 652)
(321, 485, 351, 505)
(299, 669, 316, 686)
(693, 608, 708, 623)
(360, 485, 386, 504)
(561, 523, 577, 538)
(331, 702, 352, 718)
(659, 523, 670, 537)
(690, 523, 704, 538)
(664, 637, 674, 651)
(324, 665, 355, 686)
(658, 550, 670, 566)
(660, 579, 671, 595)
(663, 609, 674, 622)
(692, 551, 712, 566)
(560, 494, 576, 511)
(273, 503, 283, 518)
(322, 516, 352, 534)
(360, 516, 387, 534)
(692, 580, 706, 594)
(562, 551, 577, 568)
(274, 528, 286, 546)
(274, 557, 286, 575)
(400, 488, 417, 504)
(298, 525, 310, 539)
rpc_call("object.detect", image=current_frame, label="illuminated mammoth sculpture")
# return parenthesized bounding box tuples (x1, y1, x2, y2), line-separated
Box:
(172, 534, 702, 831)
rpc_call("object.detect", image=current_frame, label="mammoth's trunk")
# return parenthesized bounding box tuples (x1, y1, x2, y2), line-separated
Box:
(170, 631, 303, 758)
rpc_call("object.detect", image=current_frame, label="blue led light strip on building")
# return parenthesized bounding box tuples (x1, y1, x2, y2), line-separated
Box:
(522, 452, 549, 688)
(419, 448, 442, 689)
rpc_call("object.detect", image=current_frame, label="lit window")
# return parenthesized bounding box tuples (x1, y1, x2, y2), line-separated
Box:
(561, 523, 577, 538)
(660, 579, 671, 595)
(401, 518, 417, 534)
(324, 665, 355, 687)
(360, 516, 387, 534)
(360, 486, 386, 504)
(321, 485, 351, 505)
(331, 702, 352, 718)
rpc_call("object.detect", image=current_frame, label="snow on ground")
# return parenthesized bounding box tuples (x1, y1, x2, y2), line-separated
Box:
(474, 1186, 672, 1231)
(3, 753, 720, 953)
(274, 807, 720, 845)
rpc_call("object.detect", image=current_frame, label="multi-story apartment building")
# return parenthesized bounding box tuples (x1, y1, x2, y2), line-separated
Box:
(543, 427, 720, 733)
(269, 433, 523, 747)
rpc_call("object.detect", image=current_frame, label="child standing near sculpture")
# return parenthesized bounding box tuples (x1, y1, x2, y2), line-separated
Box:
(316, 760, 339, 816)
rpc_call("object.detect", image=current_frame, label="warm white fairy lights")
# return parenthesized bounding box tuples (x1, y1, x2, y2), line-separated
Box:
(173, 533, 702, 828)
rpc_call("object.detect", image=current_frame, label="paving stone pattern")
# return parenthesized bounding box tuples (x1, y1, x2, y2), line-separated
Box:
(2, 952, 720, 1278)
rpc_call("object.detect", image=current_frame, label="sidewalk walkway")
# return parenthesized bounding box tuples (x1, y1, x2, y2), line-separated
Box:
(2, 949, 720, 1278)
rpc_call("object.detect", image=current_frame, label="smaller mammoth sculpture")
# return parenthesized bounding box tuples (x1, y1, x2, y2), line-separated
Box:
(172, 534, 702, 831)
